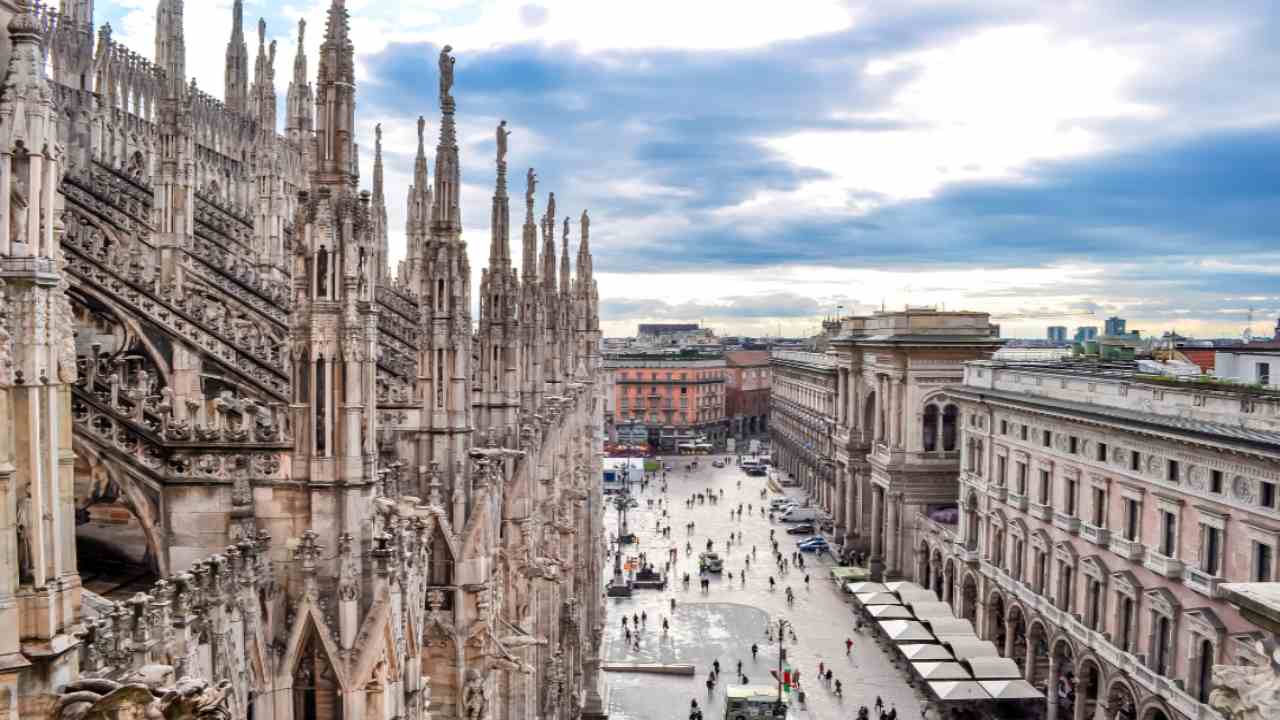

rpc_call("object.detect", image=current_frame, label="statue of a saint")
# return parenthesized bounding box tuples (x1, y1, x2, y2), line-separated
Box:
(16, 484, 32, 584)
(525, 168, 537, 206)
(562, 216, 570, 243)
(439, 45, 455, 100)
(496, 121, 510, 164)
(580, 209, 589, 237)
(463, 669, 488, 720)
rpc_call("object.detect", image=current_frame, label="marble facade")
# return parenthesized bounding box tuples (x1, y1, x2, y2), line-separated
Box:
(0, 2, 607, 719)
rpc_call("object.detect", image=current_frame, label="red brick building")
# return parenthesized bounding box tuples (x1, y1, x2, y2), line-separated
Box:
(725, 350, 771, 438)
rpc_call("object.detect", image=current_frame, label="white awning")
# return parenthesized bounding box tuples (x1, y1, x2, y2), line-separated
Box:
(845, 581, 888, 594)
(963, 657, 1022, 680)
(867, 605, 915, 619)
(879, 620, 936, 642)
(943, 639, 1001, 660)
(928, 681, 992, 702)
(898, 644, 954, 662)
(855, 592, 902, 606)
(979, 679, 1045, 700)
(913, 662, 973, 681)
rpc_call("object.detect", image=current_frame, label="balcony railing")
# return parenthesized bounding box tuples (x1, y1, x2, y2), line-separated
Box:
(1029, 502, 1052, 521)
(985, 484, 1007, 502)
(1052, 511, 1081, 534)
(1081, 522, 1110, 547)
(1006, 491, 1028, 512)
(1143, 551, 1184, 580)
(1109, 535, 1146, 562)
(1183, 566, 1225, 599)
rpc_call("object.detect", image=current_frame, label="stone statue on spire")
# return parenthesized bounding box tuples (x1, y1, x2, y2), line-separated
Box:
(439, 45, 455, 101)
(526, 168, 537, 207)
(496, 120, 510, 165)
(581, 209, 589, 236)
(417, 116, 426, 147)
(563, 216, 570, 243)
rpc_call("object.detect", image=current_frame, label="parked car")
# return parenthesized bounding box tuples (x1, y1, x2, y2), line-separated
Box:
(797, 537, 830, 553)
(778, 507, 818, 523)
(663, 463, 673, 471)
(769, 498, 794, 510)
(711, 459, 725, 468)
(746, 467, 767, 477)
(699, 552, 724, 573)
(786, 524, 815, 535)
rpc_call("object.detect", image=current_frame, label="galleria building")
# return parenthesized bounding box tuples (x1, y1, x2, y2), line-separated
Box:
(772, 310, 1280, 720)
(0, 1, 609, 719)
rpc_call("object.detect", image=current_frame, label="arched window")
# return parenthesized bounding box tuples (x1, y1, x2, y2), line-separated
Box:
(1196, 638, 1214, 703)
(316, 246, 329, 298)
(942, 404, 959, 451)
(923, 404, 939, 451)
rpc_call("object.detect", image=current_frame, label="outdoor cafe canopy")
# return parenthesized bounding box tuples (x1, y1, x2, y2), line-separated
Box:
(912, 662, 973, 681)
(928, 681, 992, 702)
(979, 679, 1044, 700)
(867, 604, 915, 620)
(899, 644, 954, 662)
(962, 657, 1022, 680)
(943, 638, 1001, 661)
(879, 620, 937, 642)
(905, 601, 955, 619)
(845, 581, 888, 594)
(856, 592, 902, 606)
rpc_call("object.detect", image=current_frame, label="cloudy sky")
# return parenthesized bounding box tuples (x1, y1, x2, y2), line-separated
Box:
(97, 1, 1280, 340)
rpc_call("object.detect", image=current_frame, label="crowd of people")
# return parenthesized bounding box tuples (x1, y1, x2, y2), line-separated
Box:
(609, 453, 918, 720)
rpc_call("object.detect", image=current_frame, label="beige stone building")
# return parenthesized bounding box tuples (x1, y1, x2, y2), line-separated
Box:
(770, 350, 837, 492)
(0, 2, 607, 719)
(921, 361, 1280, 720)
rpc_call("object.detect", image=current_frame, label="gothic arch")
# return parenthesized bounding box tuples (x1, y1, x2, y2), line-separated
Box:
(71, 436, 167, 576)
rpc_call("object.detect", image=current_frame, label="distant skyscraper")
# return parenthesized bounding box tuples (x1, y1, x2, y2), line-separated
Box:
(1047, 326, 1068, 343)
(1105, 316, 1127, 337)
(1074, 326, 1098, 342)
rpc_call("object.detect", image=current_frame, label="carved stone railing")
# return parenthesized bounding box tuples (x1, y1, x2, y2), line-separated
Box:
(61, 241, 290, 402)
(1109, 535, 1146, 562)
(1183, 566, 1226, 600)
(1144, 551, 1185, 580)
(1081, 522, 1109, 547)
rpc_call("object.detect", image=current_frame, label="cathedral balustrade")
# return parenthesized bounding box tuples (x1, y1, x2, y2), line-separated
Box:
(61, 241, 291, 401)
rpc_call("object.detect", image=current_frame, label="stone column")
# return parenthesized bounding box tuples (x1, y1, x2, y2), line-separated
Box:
(1024, 636, 1036, 682)
(844, 470, 858, 545)
(837, 370, 846, 425)
(885, 493, 900, 577)
(873, 376, 884, 443)
(1046, 655, 1059, 720)
(870, 486, 884, 581)
(1003, 619, 1016, 659)
(833, 471, 845, 531)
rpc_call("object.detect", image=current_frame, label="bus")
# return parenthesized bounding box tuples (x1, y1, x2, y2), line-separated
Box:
(723, 685, 792, 720)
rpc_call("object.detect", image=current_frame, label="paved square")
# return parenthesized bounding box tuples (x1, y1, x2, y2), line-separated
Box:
(602, 457, 926, 720)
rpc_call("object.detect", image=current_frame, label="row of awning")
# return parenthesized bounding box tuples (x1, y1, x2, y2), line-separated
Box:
(845, 580, 1046, 704)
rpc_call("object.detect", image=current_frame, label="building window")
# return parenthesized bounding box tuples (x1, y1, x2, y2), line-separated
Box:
(1065, 476, 1078, 516)
(1167, 459, 1180, 483)
(1123, 498, 1140, 541)
(1262, 481, 1277, 509)
(997, 456, 1007, 486)
(1042, 430, 1052, 448)
(1000, 420, 1008, 435)
(1254, 542, 1274, 582)
(1038, 469, 1051, 505)
(1130, 450, 1141, 472)
(1020, 425, 1029, 441)
(1210, 469, 1224, 494)
(1159, 510, 1177, 557)
(1117, 595, 1135, 653)
(1090, 487, 1106, 526)
(1153, 615, 1173, 677)
(1069, 436, 1079, 454)
(1260, 362, 1272, 385)
(1016, 463, 1027, 495)
(1200, 523, 1222, 576)
(1096, 442, 1108, 462)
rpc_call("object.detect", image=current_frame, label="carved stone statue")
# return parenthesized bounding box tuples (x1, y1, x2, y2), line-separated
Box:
(496, 120, 510, 164)
(463, 668, 489, 720)
(562, 216, 569, 243)
(526, 168, 537, 207)
(580, 209, 588, 237)
(439, 45, 455, 100)
(16, 483, 32, 584)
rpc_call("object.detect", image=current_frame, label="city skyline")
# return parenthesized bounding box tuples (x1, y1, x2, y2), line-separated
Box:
(96, 0, 1280, 338)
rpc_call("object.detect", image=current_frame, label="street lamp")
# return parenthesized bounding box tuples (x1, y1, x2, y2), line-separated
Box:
(774, 618, 791, 716)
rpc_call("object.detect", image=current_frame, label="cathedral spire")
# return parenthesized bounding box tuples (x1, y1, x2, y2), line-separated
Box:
(315, 0, 356, 185)
(542, 193, 557, 293)
(285, 19, 312, 138)
(577, 209, 592, 284)
(432, 45, 461, 231)
(373, 124, 389, 282)
(490, 120, 510, 267)
(154, 0, 185, 93)
(224, 0, 248, 113)
(522, 168, 538, 284)
(406, 116, 431, 236)
(250, 17, 277, 133)
(560, 215, 571, 295)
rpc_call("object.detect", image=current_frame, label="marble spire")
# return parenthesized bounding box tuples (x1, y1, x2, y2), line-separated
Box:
(250, 17, 277, 132)
(373, 123, 388, 281)
(315, 0, 356, 184)
(154, 0, 185, 93)
(432, 45, 460, 231)
(224, 0, 249, 113)
(285, 19, 313, 137)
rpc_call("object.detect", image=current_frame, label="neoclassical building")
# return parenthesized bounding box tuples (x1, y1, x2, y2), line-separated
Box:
(0, 2, 607, 719)
(918, 361, 1280, 720)
(769, 349, 836, 491)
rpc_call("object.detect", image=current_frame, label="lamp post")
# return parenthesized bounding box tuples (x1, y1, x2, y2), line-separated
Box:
(775, 618, 791, 716)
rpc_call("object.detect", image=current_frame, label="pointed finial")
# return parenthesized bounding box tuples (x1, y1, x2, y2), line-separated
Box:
(258, 18, 266, 48)
(298, 18, 306, 44)
(375, 123, 383, 150)
(417, 116, 425, 148)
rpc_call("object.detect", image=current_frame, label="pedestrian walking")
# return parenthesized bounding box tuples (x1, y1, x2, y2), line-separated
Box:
(737, 660, 742, 675)
(642, 611, 647, 626)
(625, 628, 631, 642)
(876, 695, 884, 713)
(819, 661, 825, 677)
(805, 574, 810, 587)
(663, 618, 670, 633)
(751, 643, 759, 659)
(825, 669, 832, 683)
(671, 598, 677, 611)
(713, 660, 720, 677)
(845, 637, 853, 654)
(769, 576, 775, 590)
(622, 617, 628, 628)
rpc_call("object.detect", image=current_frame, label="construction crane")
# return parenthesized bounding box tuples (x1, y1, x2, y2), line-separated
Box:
(989, 309, 1097, 321)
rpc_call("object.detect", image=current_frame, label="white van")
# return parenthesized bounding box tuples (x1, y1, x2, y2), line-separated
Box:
(769, 498, 794, 510)
(779, 507, 817, 523)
